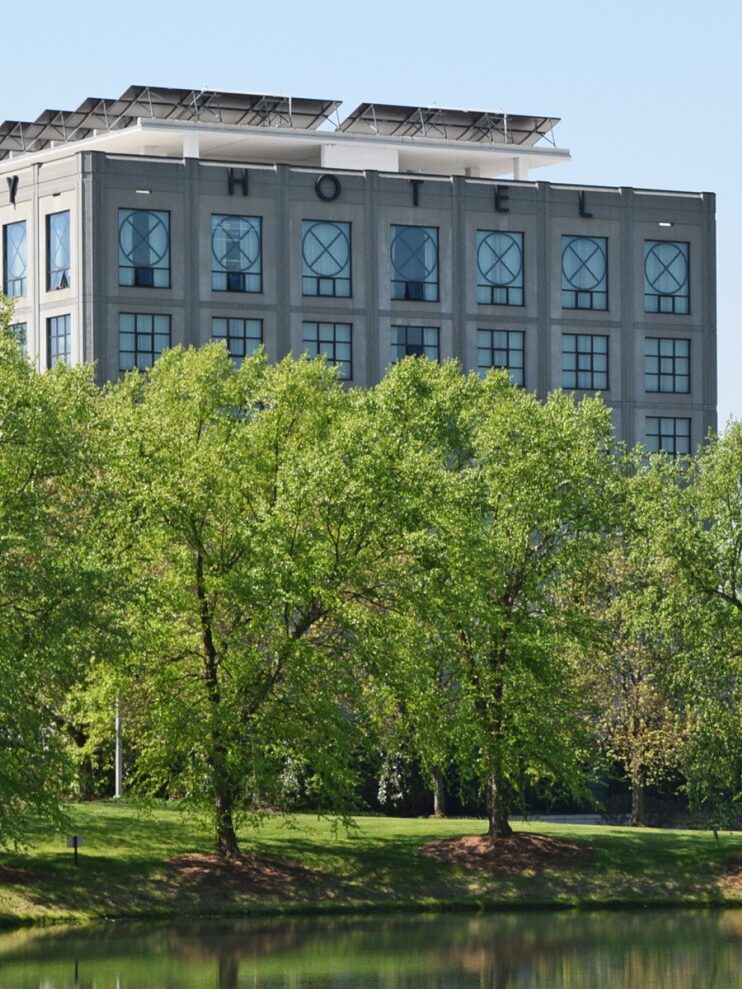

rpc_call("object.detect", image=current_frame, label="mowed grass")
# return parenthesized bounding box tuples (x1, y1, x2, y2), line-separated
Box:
(0, 802, 741, 927)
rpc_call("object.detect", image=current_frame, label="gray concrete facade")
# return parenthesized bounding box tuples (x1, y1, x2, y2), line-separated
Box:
(0, 145, 717, 450)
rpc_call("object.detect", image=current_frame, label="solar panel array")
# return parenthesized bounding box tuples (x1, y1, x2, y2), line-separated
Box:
(0, 87, 558, 161)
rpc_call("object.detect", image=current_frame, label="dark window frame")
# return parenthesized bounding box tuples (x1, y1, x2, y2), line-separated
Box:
(119, 312, 172, 372)
(211, 214, 263, 294)
(644, 337, 690, 393)
(3, 220, 27, 298)
(561, 333, 609, 391)
(644, 240, 690, 315)
(46, 210, 71, 291)
(390, 325, 440, 362)
(301, 321, 353, 380)
(646, 416, 691, 458)
(476, 231, 525, 307)
(561, 235, 608, 311)
(301, 220, 352, 298)
(47, 314, 71, 369)
(477, 328, 525, 386)
(390, 225, 439, 302)
(211, 316, 263, 366)
(118, 208, 171, 289)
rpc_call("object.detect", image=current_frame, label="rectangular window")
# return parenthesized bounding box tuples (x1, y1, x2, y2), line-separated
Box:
(646, 416, 691, 457)
(47, 211, 71, 290)
(211, 215, 262, 293)
(212, 317, 262, 367)
(3, 220, 26, 297)
(9, 322, 27, 355)
(561, 236, 608, 310)
(644, 337, 690, 393)
(119, 313, 171, 371)
(477, 329, 524, 386)
(562, 334, 609, 391)
(390, 225, 438, 301)
(302, 322, 352, 380)
(390, 325, 439, 362)
(118, 209, 170, 288)
(302, 221, 351, 297)
(476, 231, 524, 306)
(47, 314, 71, 369)
(644, 241, 689, 314)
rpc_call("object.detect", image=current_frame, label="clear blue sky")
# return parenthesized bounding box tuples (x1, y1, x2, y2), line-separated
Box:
(7, 0, 739, 425)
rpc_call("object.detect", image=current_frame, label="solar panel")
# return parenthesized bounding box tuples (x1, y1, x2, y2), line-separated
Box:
(337, 103, 559, 147)
(0, 87, 342, 160)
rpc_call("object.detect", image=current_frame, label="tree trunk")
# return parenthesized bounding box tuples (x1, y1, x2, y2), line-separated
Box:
(431, 767, 447, 818)
(215, 789, 241, 858)
(486, 766, 512, 837)
(630, 779, 646, 827)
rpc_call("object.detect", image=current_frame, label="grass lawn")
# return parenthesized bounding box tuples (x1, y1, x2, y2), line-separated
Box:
(0, 802, 741, 927)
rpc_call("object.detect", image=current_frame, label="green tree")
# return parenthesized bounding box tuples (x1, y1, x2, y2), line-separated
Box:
(100, 345, 414, 856)
(400, 369, 621, 837)
(0, 301, 107, 843)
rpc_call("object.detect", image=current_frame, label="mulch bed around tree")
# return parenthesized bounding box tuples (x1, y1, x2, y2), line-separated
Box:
(0, 866, 37, 885)
(420, 833, 593, 874)
(723, 859, 742, 889)
(166, 852, 324, 896)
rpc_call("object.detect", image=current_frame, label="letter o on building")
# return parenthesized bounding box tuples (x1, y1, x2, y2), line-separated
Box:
(315, 174, 341, 202)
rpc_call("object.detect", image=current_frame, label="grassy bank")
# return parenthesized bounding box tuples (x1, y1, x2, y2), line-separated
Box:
(0, 802, 741, 927)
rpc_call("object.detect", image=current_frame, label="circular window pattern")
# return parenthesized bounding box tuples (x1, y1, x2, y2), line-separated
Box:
(391, 227, 437, 279)
(119, 211, 169, 265)
(562, 237, 606, 290)
(302, 222, 350, 276)
(645, 242, 688, 294)
(477, 232, 522, 286)
(212, 216, 261, 271)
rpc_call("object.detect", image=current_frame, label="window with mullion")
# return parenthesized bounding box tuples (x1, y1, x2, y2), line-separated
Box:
(3, 221, 26, 298)
(212, 317, 262, 367)
(477, 329, 525, 386)
(47, 211, 70, 290)
(476, 231, 524, 306)
(561, 236, 608, 310)
(9, 322, 27, 355)
(119, 313, 171, 371)
(47, 314, 71, 368)
(211, 215, 262, 293)
(646, 416, 691, 457)
(644, 241, 689, 314)
(390, 226, 438, 301)
(302, 321, 352, 379)
(302, 221, 351, 297)
(118, 209, 170, 288)
(390, 325, 439, 362)
(562, 333, 609, 390)
(644, 337, 690, 393)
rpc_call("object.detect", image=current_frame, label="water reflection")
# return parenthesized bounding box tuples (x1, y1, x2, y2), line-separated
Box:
(0, 910, 741, 988)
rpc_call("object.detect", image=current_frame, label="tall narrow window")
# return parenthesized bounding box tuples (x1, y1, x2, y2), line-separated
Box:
(644, 241, 689, 314)
(119, 313, 171, 371)
(646, 417, 691, 457)
(477, 329, 525, 386)
(3, 220, 26, 297)
(211, 215, 262, 293)
(390, 226, 438, 301)
(47, 314, 71, 368)
(302, 221, 351, 297)
(118, 209, 170, 287)
(302, 322, 352, 380)
(561, 334, 609, 390)
(390, 326, 439, 362)
(476, 231, 524, 305)
(47, 211, 70, 290)
(9, 322, 27, 355)
(561, 236, 608, 310)
(644, 337, 690, 393)
(212, 317, 262, 367)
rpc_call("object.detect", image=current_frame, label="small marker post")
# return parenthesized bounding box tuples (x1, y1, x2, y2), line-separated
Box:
(66, 835, 83, 866)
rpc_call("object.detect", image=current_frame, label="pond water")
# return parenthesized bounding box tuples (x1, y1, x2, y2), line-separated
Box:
(1, 909, 741, 988)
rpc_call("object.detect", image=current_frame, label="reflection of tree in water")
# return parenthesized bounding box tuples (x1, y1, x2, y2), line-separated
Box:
(2, 912, 742, 988)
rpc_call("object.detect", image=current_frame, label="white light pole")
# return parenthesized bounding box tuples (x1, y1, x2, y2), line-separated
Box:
(114, 697, 123, 799)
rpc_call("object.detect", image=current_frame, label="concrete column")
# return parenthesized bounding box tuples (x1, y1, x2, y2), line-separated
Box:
(702, 192, 718, 437)
(513, 157, 529, 182)
(451, 176, 467, 364)
(275, 165, 291, 358)
(536, 182, 550, 399)
(182, 133, 200, 159)
(619, 187, 636, 446)
(364, 170, 380, 385)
